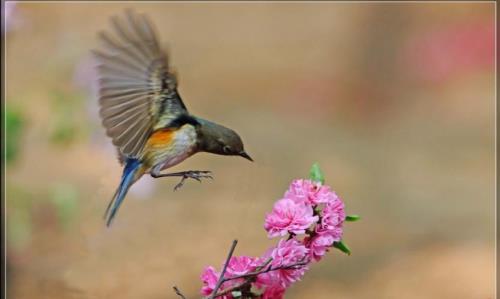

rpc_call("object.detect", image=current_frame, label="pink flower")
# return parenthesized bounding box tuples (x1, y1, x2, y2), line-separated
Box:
(255, 271, 286, 298)
(226, 255, 259, 277)
(264, 198, 319, 238)
(285, 179, 339, 205)
(318, 198, 345, 241)
(267, 239, 310, 287)
(304, 231, 335, 261)
(200, 256, 259, 298)
(262, 285, 286, 299)
(200, 266, 220, 296)
(256, 272, 287, 299)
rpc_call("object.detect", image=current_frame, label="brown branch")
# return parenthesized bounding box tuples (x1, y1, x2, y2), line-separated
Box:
(220, 258, 272, 283)
(212, 281, 251, 298)
(227, 259, 308, 282)
(173, 286, 187, 299)
(212, 258, 309, 298)
(208, 239, 239, 299)
(174, 239, 309, 299)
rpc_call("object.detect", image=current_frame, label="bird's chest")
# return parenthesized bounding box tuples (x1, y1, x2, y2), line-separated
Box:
(143, 124, 198, 170)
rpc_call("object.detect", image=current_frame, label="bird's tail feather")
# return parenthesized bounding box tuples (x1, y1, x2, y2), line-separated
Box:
(105, 158, 143, 227)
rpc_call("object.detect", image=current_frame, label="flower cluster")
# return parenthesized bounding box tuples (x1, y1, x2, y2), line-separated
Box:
(265, 178, 345, 256)
(199, 164, 355, 299)
(201, 256, 261, 299)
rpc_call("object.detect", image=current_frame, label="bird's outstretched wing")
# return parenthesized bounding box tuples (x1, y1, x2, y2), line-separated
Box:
(94, 10, 187, 158)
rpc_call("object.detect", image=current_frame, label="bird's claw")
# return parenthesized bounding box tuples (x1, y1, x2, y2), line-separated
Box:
(173, 171, 213, 191)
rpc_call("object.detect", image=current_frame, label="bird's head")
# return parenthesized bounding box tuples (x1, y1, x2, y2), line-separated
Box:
(215, 128, 253, 161)
(196, 118, 253, 161)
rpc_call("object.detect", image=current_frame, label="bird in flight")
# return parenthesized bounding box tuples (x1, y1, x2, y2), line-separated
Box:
(93, 10, 253, 227)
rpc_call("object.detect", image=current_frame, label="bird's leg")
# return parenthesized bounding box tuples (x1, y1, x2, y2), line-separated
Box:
(150, 170, 213, 191)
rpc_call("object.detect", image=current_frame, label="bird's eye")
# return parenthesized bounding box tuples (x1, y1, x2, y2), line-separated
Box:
(223, 145, 231, 154)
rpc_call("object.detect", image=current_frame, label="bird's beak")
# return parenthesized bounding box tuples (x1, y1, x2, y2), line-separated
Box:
(239, 151, 253, 162)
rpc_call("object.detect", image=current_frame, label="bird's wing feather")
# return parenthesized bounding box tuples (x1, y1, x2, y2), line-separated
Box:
(94, 10, 187, 158)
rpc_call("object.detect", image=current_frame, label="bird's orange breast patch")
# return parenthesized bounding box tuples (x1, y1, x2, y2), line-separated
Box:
(146, 129, 175, 148)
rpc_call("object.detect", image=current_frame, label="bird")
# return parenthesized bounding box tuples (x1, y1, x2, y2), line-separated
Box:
(93, 10, 253, 227)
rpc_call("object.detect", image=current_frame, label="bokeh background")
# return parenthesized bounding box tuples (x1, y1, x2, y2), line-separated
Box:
(4, 2, 495, 299)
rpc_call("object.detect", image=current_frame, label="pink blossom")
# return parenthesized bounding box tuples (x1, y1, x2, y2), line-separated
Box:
(200, 266, 220, 296)
(255, 271, 287, 299)
(200, 256, 259, 298)
(226, 255, 259, 277)
(264, 198, 319, 238)
(255, 271, 286, 298)
(261, 285, 286, 299)
(285, 179, 339, 205)
(304, 231, 335, 261)
(267, 239, 310, 287)
(318, 198, 345, 241)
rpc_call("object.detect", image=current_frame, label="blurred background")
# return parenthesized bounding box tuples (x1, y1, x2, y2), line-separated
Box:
(4, 2, 495, 299)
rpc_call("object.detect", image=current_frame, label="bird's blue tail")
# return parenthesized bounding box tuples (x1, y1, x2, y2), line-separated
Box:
(105, 158, 143, 227)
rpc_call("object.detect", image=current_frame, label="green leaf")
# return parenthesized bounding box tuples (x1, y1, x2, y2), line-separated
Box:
(333, 240, 351, 255)
(231, 291, 242, 298)
(346, 215, 361, 222)
(5, 106, 24, 164)
(309, 162, 325, 184)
